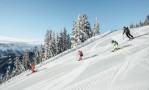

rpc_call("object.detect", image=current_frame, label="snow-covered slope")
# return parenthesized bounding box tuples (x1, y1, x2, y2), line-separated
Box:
(0, 26, 149, 90)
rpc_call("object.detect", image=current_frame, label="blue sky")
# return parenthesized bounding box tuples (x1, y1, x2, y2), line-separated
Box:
(0, 0, 149, 40)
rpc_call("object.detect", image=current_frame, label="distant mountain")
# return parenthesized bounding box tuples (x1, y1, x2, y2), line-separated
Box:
(0, 36, 43, 58)
(0, 36, 43, 76)
(0, 36, 43, 45)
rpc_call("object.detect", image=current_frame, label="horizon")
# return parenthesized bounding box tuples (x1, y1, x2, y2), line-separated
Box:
(0, 0, 149, 40)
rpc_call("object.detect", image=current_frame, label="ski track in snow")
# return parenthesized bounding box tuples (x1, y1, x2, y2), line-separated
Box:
(63, 64, 122, 90)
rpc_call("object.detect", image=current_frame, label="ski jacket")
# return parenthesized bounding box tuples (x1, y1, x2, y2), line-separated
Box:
(78, 51, 83, 56)
(123, 27, 130, 34)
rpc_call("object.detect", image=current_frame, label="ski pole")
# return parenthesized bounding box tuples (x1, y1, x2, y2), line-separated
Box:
(123, 34, 124, 40)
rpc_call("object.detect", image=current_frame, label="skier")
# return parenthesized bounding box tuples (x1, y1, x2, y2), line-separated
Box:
(78, 50, 83, 61)
(31, 62, 36, 73)
(111, 40, 120, 52)
(123, 26, 134, 40)
(29, 52, 36, 73)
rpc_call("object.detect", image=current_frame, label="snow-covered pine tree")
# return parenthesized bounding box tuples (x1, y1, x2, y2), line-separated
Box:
(2, 62, 16, 83)
(56, 33, 60, 54)
(56, 29, 70, 54)
(93, 17, 100, 36)
(51, 31, 56, 56)
(136, 24, 139, 28)
(59, 28, 71, 51)
(74, 16, 83, 44)
(71, 20, 78, 47)
(44, 29, 52, 60)
(144, 15, 149, 25)
(59, 31, 64, 52)
(13, 56, 25, 75)
(139, 21, 144, 27)
(130, 23, 134, 28)
(34, 45, 45, 64)
(44, 29, 57, 59)
(22, 50, 30, 70)
(147, 15, 149, 25)
(0, 74, 3, 84)
(2, 68, 10, 82)
(39, 45, 45, 62)
(81, 13, 92, 38)
(71, 14, 93, 47)
(66, 34, 71, 50)
(34, 49, 40, 64)
(71, 15, 89, 47)
(62, 28, 68, 51)
(10, 67, 16, 78)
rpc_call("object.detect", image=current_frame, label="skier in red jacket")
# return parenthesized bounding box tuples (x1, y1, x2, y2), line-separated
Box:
(29, 52, 36, 73)
(78, 50, 83, 61)
(31, 63, 36, 73)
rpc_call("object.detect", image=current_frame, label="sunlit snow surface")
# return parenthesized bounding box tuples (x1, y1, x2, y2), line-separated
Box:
(0, 26, 149, 90)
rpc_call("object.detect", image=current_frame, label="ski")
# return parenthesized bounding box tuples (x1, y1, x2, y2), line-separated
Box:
(26, 68, 47, 76)
(27, 70, 38, 76)
(111, 48, 121, 52)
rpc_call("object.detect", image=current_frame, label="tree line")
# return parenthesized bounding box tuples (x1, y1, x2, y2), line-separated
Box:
(129, 15, 149, 28)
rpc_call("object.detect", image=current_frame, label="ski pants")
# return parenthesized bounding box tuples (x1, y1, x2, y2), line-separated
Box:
(79, 55, 83, 60)
(126, 32, 134, 39)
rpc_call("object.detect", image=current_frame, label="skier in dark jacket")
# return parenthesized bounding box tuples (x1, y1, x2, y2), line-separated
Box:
(123, 26, 134, 40)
